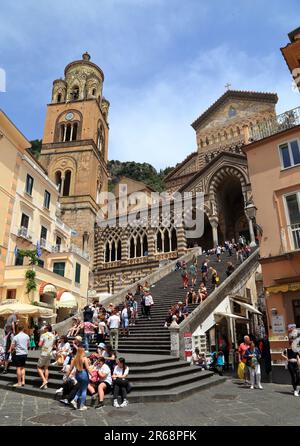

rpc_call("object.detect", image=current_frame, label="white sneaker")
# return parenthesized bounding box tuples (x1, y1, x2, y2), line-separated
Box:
(113, 399, 120, 408)
(294, 390, 299, 397)
(70, 399, 77, 409)
(258, 385, 263, 390)
(120, 399, 128, 407)
(51, 361, 58, 366)
(55, 387, 63, 394)
(79, 406, 88, 411)
(250, 385, 254, 390)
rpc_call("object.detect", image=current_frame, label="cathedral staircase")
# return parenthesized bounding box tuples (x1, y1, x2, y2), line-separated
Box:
(0, 250, 256, 403)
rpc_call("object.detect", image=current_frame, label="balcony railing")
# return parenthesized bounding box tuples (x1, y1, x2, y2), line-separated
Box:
(250, 107, 300, 142)
(289, 223, 300, 250)
(17, 226, 32, 241)
(50, 244, 90, 261)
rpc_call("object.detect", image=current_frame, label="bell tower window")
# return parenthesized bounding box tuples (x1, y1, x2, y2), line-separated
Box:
(72, 122, 78, 141)
(63, 170, 71, 196)
(71, 86, 79, 100)
(65, 124, 72, 141)
(55, 171, 62, 193)
(57, 93, 62, 103)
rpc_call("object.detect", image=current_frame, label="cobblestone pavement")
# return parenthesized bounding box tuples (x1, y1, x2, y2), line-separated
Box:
(0, 378, 298, 426)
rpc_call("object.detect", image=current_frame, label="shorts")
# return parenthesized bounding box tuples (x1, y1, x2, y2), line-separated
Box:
(37, 355, 51, 368)
(13, 355, 27, 368)
(98, 380, 112, 394)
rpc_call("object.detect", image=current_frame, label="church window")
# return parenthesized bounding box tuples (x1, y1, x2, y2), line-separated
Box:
(71, 86, 79, 100)
(92, 88, 96, 96)
(228, 106, 237, 118)
(171, 227, 177, 251)
(63, 170, 71, 196)
(72, 122, 78, 141)
(65, 124, 72, 141)
(57, 93, 62, 103)
(55, 171, 62, 193)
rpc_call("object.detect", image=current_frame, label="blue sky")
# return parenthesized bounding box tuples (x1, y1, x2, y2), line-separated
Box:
(0, 0, 299, 169)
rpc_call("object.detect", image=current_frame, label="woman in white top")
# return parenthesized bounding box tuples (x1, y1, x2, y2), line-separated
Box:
(52, 336, 71, 366)
(112, 358, 130, 408)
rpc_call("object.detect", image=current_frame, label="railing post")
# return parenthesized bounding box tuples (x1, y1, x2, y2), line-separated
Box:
(169, 324, 180, 357)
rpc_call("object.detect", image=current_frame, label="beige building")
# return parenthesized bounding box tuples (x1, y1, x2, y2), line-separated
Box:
(0, 110, 29, 286)
(0, 115, 90, 321)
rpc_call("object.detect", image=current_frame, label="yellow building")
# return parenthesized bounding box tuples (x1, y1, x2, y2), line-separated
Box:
(0, 111, 90, 321)
(0, 110, 29, 286)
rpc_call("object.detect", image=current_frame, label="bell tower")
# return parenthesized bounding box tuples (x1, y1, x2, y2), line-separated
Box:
(39, 52, 109, 263)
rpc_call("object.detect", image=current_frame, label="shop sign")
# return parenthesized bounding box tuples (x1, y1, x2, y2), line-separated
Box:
(184, 332, 193, 356)
(272, 315, 285, 334)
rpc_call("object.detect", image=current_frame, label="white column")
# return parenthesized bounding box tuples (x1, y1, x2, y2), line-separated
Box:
(209, 218, 219, 247)
(63, 124, 67, 142)
(70, 124, 74, 141)
(60, 176, 65, 195)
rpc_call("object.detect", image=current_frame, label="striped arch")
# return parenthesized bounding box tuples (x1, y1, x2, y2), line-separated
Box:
(208, 165, 248, 196)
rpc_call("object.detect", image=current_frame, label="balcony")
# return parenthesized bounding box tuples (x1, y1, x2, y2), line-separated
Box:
(51, 244, 90, 261)
(55, 218, 73, 236)
(17, 226, 33, 241)
(288, 223, 300, 251)
(250, 107, 300, 142)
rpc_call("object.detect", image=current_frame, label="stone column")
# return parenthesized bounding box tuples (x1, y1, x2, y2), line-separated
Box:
(209, 217, 219, 247)
(247, 217, 256, 247)
(147, 228, 156, 262)
(60, 175, 65, 195)
(121, 229, 129, 266)
(169, 323, 180, 357)
(243, 124, 250, 144)
(177, 225, 187, 256)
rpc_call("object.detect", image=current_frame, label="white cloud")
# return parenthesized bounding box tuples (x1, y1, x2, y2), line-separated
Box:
(108, 43, 300, 169)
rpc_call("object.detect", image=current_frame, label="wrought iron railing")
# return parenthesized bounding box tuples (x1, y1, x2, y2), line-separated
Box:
(250, 107, 300, 141)
(289, 223, 300, 250)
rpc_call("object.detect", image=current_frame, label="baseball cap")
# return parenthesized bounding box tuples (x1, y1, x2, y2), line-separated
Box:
(75, 336, 82, 342)
(98, 343, 106, 349)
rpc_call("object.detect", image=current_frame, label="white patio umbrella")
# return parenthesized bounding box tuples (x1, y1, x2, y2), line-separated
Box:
(0, 302, 53, 318)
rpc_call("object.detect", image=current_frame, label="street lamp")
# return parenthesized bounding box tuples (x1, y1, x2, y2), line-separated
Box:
(244, 202, 257, 221)
(244, 201, 263, 246)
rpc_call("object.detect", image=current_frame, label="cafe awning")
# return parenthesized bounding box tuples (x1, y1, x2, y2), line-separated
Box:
(230, 298, 262, 315)
(56, 292, 77, 309)
(0, 302, 53, 318)
(214, 312, 248, 320)
(39, 282, 57, 296)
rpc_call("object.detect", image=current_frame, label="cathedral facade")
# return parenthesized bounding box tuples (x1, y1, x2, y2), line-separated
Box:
(37, 53, 278, 295)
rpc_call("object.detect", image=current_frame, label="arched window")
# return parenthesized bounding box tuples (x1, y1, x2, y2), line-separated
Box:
(164, 229, 170, 253)
(117, 240, 122, 260)
(63, 170, 71, 196)
(60, 124, 65, 142)
(72, 122, 78, 141)
(171, 227, 177, 251)
(92, 88, 96, 96)
(55, 171, 62, 193)
(142, 234, 148, 256)
(57, 93, 62, 103)
(65, 124, 72, 141)
(130, 238, 135, 259)
(136, 235, 141, 258)
(111, 241, 116, 262)
(105, 242, 110, 262)
(71, 86, 79, 100)
(156, 231, 162, 252)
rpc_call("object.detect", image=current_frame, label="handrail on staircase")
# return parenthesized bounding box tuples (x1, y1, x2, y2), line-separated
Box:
(170, 248, 260, 359)
(99, 247, 200, 308)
